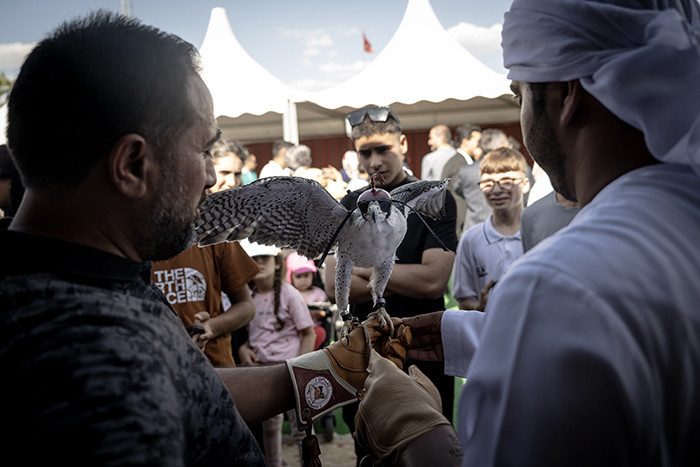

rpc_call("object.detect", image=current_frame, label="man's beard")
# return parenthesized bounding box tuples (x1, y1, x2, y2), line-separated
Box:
(526, 95, 577, 203)
(136, 172, 204, 262)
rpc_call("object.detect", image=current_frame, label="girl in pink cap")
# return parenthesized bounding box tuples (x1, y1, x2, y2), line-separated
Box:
(238, 241, 315, 466)
(286, 252, 329, 350)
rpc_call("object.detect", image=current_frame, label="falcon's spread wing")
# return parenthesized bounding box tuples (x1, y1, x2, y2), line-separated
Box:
(196, 176, 351, 259)
(390, 179, 449, 219)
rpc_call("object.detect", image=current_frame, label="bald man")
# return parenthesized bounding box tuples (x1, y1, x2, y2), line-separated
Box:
(420, 124, 456, 181)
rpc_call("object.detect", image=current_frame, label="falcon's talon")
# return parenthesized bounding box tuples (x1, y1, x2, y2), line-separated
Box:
(366, 306, 395, 337)
(340, 315, 361, 342)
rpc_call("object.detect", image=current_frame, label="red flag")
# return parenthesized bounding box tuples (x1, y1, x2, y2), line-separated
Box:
(363, 32, 374, 54)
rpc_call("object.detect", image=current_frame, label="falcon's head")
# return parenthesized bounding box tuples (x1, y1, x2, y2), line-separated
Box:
(357, 173, 392, 223)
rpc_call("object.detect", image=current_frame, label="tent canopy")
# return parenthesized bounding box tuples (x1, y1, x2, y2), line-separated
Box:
(205, 0, 519, 142)
(307, 0, 512, 110)
(199, 7, 304, 119)
(217, 96, 519, 142)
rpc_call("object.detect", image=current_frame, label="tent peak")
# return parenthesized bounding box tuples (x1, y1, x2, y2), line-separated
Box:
(307, 0, 510, 110)
(199, 7, 302, 118)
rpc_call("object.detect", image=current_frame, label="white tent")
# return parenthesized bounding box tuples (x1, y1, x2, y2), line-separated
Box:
(308, 0, 513, 111)
(211, 0, 519, 142)
(198, 7, 303, 142)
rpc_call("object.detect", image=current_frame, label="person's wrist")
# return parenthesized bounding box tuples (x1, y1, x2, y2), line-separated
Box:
(206, 320, 220, 338)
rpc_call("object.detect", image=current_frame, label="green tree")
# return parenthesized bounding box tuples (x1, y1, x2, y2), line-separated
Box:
(0, 72, 14, 107)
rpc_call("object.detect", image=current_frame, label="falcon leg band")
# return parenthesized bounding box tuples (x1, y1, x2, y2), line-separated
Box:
(373, 298, 387, 310)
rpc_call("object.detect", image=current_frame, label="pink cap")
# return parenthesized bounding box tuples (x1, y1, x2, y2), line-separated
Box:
(286, 252, 317, 283)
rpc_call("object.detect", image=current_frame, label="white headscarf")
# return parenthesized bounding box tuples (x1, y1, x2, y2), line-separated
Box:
(502, 0, 700, 176)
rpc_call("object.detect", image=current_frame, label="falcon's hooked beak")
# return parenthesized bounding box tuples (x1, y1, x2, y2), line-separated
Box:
(368, 202, 383, 223)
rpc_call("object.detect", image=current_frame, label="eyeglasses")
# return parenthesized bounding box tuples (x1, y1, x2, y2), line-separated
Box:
(346, 106, 401, 127)
(478, 177, 523, 192)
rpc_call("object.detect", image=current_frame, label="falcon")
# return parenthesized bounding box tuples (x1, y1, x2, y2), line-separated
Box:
(196, 174, 449, 333)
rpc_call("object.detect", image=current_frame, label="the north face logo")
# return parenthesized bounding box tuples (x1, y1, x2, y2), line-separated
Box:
(153, 267, 207, 304)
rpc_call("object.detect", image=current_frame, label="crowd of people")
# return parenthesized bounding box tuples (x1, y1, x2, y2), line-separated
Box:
(258, 140, 368, 200)
(2, 0, 700, 465)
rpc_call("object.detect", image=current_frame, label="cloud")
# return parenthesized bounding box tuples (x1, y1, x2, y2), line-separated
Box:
(277, 27, 369, 91)
(319, 59, 368, 80)
(280, 28, 334, 58)
(289, 59, 369, 92)
(335, 27, 361, 37)
(447, 22, 502, 56)
(305, 33, 333, 48)
(0, 42, 34, 71)
(303, 47, 321, 57)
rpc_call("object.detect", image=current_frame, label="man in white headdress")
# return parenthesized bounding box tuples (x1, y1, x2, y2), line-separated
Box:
(350, 0, 700, 465)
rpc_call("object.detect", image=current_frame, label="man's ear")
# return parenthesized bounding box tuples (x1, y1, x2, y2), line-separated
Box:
(108, 133, 154, 199)
(560, 79, 583, 127)
(399, 134, 408, 158)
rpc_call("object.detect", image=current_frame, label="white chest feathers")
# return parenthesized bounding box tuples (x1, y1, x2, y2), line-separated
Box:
(337, 207, 407, 267)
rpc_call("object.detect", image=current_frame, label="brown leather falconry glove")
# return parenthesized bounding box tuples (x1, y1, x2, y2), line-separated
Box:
(354, 350, 458, 465)
(286, 315, 411, 430)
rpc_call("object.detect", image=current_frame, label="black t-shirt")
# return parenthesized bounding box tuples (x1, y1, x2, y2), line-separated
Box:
(0, 231, 265, 466)
(340, 174, 458, 321)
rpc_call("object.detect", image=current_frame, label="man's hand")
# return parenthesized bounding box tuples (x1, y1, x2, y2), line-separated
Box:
(459, 279, 496, 311)
(192, 311, 213, 350)
(402, 311, 444, 361)
(351, 266, 372, 281)
(238, 341, 259, 366)
(477, 278, 497, 311)
(354, 350, 458, 464)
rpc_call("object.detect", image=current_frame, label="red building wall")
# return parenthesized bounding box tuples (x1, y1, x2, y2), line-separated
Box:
(245, 121, 525, 179)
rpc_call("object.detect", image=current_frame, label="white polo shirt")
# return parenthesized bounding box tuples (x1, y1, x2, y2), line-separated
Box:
(452, 215, 523, 302)
(444, 163, 700, 466)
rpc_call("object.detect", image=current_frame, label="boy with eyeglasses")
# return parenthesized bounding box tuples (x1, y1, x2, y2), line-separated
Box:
(452, 147, 530, 311)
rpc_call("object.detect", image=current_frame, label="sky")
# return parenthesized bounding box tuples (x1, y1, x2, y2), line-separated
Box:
(0, 0, 513, 92)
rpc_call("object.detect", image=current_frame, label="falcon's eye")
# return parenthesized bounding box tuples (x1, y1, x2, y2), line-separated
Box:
(377, 199, 392, 213)
(358, 200, 370, 214)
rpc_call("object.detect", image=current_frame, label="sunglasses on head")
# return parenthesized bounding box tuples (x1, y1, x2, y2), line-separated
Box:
(346, 106, 401, 128)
